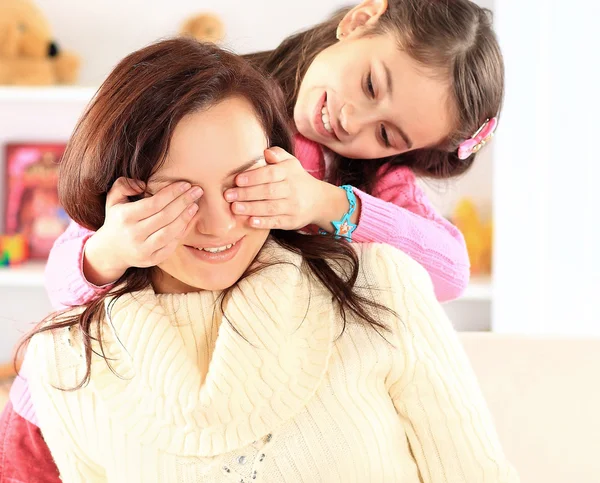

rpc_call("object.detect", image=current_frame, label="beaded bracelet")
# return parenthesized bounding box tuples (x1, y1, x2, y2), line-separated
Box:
(319, 185, 358, 241)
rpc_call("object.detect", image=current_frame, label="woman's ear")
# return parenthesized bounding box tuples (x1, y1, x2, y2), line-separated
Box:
(336, 0, 388, 40)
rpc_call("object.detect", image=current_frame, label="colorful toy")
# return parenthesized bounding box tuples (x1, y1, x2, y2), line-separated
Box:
(179, 12, 225, 44)
(0, 0, 81, 85)
(452, 198, 492, 275)
(0, 234, 29, 266)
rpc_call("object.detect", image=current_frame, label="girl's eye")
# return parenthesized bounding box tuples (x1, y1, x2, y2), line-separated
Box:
(380, 124, 391, 148)
(366, 72, 375, 98)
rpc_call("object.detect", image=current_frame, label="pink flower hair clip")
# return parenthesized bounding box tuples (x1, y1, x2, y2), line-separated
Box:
(457, 117, 498, 160)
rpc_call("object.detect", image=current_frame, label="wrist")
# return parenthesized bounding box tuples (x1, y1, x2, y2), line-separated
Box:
(314, 182, 361, 232)
(82, 230, 127, 287)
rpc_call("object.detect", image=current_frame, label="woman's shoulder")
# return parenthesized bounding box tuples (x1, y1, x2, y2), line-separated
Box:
(356, 243, 434, 283)
(353, 243, 437, 308)
(23, 289, 167, 390)
(22, 307, 89, 389)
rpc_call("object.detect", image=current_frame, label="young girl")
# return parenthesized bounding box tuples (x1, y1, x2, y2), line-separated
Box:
(45, 0, 503, 307)
(1, 37, 516, 483)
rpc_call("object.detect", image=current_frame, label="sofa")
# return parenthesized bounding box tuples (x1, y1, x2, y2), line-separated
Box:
(461, 332, 600, 483)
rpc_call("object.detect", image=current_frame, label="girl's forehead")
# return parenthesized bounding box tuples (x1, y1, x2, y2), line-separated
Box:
(351, 35, 455, 145)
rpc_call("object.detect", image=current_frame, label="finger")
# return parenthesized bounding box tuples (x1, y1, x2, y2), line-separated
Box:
(127, 182, 201, 221)
(247, 216, 293, 230)
(264, 146, 293, 164)
(143, 203, 198, 252)
(231, 200, 289, 217)
(105, 177, 146, 210)
(137, 194, 200, 241)
(235, 164, 286, 187)
(148, 239, 182, 266)
(224, 180, 289, 202)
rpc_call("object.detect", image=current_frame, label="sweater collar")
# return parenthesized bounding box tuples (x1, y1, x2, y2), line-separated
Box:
(84, 242, 336, 457)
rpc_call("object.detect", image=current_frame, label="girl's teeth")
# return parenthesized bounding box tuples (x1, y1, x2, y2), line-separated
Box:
(321, 104, 333, 133)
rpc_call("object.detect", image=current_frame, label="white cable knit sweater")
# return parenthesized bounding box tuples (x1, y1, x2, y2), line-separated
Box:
(24, 243, 518, 483)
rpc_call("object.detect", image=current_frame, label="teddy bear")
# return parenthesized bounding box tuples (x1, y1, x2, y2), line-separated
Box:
(452, 198, 493, 276)
(0, 0, 80, 85)
(180, 12, 225, 44)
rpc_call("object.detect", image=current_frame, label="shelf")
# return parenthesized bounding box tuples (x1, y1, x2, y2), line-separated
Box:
(0, 261, 46, 288)
(461, 276, 492, 301)
(0, 86, 97, 103)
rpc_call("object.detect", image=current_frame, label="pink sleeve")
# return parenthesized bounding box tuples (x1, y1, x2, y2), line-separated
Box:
(352, 166, 470, 303)
(44, 221, 114, 310)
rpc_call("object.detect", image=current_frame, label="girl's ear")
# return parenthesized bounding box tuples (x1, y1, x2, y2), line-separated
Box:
(336, 0, 388, 40)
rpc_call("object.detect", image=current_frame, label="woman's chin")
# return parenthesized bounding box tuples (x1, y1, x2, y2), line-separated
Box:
(187, 274, 240, 292)
(152, 267, 244, 294)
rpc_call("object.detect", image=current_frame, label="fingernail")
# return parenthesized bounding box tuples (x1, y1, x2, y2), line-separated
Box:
(234, 203, 246, 213)
(190, 187, 203, 199)
(188, 204, 199, 215)
(180, 182, 191, 192)
(267, 147, 284, 160)
(237, 175, 248, 186)
(251, 218, 261, 226)
(225, 190, 237, 202)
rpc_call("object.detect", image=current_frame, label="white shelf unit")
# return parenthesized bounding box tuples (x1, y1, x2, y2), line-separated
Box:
(0, 86, 91, 365)
(0, 86, 97, 103)
(463, 276, 492, 301)
(0, 262, 46, 288)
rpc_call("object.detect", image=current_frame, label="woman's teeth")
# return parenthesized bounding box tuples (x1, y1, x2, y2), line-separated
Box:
(197, 243, 234, 253)
(321, 104, 333, 134)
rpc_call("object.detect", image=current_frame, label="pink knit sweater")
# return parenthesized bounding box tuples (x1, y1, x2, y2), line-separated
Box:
(44, 134, 469, 307)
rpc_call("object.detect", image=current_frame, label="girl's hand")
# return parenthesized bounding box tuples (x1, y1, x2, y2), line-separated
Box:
(83, 177, 203, 285)
(224, 147, 326, 230)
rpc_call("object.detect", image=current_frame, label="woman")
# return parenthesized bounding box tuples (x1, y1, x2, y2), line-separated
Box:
(0, 39, 516, 482)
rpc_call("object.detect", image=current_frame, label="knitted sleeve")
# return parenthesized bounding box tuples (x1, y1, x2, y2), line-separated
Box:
(368, 244, 518, 483)
(44, 221, 111, 310)
(352, 166, 470, 302)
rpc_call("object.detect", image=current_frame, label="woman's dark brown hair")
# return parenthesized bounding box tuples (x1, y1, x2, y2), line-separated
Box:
(16, 38, 390, 388)
(246, 0, 504, 192)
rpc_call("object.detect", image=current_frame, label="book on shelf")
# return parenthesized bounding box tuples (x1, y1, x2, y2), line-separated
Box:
(4, 143, 70, 260)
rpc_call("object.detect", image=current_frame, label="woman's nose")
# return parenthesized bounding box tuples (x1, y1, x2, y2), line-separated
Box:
(193, 193, 236, 237)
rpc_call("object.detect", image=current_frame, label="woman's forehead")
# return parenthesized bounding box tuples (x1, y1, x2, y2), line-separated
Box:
(163, 98, 269, 180)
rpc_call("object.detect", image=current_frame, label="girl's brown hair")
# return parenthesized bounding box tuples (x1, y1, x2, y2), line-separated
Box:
(246, 0, 504, 192)
(16, 38, 390, 388)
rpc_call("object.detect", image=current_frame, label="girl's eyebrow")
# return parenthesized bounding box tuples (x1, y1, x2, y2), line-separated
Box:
(151, 155, 266, 185)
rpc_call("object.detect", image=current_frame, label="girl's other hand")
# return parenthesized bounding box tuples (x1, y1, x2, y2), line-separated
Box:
(224, 147, 326, 230)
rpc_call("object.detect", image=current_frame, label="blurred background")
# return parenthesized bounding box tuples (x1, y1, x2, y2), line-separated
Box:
(0, 0, 598, 365)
